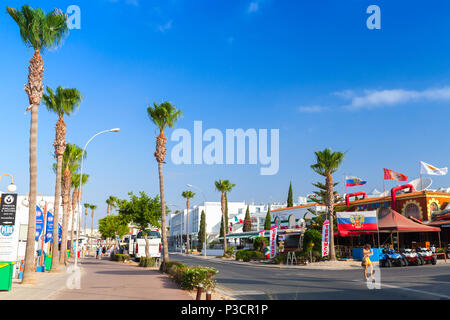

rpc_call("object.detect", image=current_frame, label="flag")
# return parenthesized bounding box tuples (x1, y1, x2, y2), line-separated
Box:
(269, 226, 278, 259)
(383, 168, 407, 181)
(420, 161, 448, 176)
(345, 176, 367, 187)
(336, 211, 378, 232)
(321, 220, 330, 257)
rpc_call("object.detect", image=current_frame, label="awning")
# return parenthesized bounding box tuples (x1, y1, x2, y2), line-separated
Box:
(378, 210, 441, 232)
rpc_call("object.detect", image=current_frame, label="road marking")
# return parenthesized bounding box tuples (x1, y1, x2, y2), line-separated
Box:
(234, 290, 266, 295)
(352, 280, 450, 299)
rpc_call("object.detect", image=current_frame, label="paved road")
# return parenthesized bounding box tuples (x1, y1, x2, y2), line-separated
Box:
(52, 257, 192, 300)
(170, 254, 450, 300)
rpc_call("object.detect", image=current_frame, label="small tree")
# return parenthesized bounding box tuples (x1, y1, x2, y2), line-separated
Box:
(264, 205, 271, 230)
(198, 210, 206, 250)
(287, 181, 293, 207)
(117, 192, 163, 257)
(98, 215, 129, 250)
(243, 205, 252, 232)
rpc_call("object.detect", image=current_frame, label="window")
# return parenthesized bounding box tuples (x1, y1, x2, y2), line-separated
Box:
(404, 203, 421, 219)
(136, 231, 161, 239)
(238, 209, 243, 214)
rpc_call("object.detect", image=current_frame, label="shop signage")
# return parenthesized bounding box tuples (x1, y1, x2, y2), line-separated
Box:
(357, 201, 390, 211)
(322, 220, 330, 257)
(0, 224, 19, 262)
(0, 193, 17, 226)
(269, 226, 278, 258)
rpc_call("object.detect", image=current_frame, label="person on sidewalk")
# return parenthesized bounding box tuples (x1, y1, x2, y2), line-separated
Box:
(362, 244, 374, 281)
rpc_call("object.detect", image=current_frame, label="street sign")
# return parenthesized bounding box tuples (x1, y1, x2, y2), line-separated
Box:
(0, 193, 17, 226)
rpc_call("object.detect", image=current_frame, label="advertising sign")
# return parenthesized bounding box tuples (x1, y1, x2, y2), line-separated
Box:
(0, 224, 19, 262)
(45, 212, 53, 243)
(322, 220, 330, 257)
(0, 193, 17, 226)
(269, 226, 278, 259)
(35, 206, 44, 241)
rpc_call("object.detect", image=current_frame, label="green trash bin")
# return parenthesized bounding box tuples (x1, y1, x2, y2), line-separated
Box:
(45, 255, 52, 271)
(67, 250, 70, 259)
(0, 262, 15, 291)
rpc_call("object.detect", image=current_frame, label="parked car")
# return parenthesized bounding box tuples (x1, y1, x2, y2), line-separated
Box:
(134, 229, 161, 261)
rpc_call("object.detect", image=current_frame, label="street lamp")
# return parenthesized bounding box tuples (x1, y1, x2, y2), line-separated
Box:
(0, 174, 17, 193)
(186, 184, 207, 257)
(74, 128, 120, 269)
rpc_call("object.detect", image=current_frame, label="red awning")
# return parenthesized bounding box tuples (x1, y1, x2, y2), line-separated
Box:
(379, 210, 441, 232)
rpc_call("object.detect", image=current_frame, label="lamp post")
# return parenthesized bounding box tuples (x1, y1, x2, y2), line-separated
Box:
(187, 184, 207, 257)
(74, 128, 120, 269)
(0, 174, 17, 194)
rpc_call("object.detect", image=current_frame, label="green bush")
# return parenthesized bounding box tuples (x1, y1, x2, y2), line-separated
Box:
(235, 249, 264, 262)
(303, 229, 322, 253)
(180, 267, 217, 291)
(139, 257, 157, 267)
(160, 261, 217, 291)
(110, 253, 131, 262)
(224, 246, 235, 257)
(253, 237, 269, 251)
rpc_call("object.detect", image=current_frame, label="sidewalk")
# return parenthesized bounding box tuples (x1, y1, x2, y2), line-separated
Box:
(52, 257, 192, 300)
(0, 265, 71, 300)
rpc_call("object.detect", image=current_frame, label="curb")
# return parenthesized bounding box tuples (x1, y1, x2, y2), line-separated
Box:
(171, 252, 366, 271)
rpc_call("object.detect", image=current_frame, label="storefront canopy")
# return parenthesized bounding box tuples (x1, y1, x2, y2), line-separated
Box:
(378, 210, 441, 232)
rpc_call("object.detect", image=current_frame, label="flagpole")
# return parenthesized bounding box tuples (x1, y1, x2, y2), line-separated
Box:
(382, 169, 385, 193)
(420, 162, 423, 191)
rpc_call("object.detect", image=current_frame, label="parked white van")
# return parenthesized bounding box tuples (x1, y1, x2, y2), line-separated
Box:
(134, 229, 161, 260)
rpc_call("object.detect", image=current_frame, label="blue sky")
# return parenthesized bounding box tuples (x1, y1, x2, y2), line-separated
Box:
(1, 0, 450, 225)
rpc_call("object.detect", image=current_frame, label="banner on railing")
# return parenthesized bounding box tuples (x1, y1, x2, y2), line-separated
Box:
(322, 220, 330, 257)
(269, 225, 278, 259)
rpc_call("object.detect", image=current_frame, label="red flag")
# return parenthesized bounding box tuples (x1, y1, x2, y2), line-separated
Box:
(383, 168, 407, 181)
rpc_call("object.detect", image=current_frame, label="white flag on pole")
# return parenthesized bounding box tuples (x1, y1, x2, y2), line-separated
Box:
(420, 161, 448, 176)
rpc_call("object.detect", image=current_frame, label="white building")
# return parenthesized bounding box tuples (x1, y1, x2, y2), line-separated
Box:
(167, 201, 305, 247)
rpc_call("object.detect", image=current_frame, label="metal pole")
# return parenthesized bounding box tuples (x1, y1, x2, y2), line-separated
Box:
(75, 128, 120, 269)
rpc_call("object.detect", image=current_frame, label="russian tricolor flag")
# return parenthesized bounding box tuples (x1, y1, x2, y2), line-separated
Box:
(345, 176, 367, 187)
(336, 211, 378, 232)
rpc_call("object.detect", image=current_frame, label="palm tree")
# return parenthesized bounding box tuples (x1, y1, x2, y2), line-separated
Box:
(7, 5, 68, 284)
(90, 205, 97, 243)
(181, 191, 195, 254)
(58, 143, 85, 265)
(106, 196, 117, 216)
(147, 101, 182, 263)
(43, 86, 82, 271)
(83, 203, 90, 243)
(311, 148, 345, 261)
(214, 180, 236, 254)
(69, 173, 89, 257)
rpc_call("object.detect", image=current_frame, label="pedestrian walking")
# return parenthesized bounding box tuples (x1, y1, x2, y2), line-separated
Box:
(362, 244, 374, 280)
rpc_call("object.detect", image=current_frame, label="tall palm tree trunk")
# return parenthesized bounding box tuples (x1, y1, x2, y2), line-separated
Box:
(221, 192, 227, 253)
(50, 155, 63, 272)
(84, 209, 87, 239)
(186, 198, 190, 254)
(69, 188, 78, 257)
(22, 49, 44, 285)
(50, 115, 65, 272)
(326, 173, 337, 261)
(60, 167, 70, 265)
(158, 162, 169, 262)
(91, 212, 94, 245)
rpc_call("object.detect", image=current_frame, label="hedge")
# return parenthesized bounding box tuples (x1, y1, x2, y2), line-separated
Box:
(160, 261, 217, 290)
(110, 253, 131, 262)
(236, 249, 264, 262)
(139, 257, 157, 267)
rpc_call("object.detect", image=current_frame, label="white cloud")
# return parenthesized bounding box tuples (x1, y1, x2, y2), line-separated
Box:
(344, 87, 450, 110)
(298, 105, 328, 113)
(158, 20, 173, 33)
(248, 2, 259, 13)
